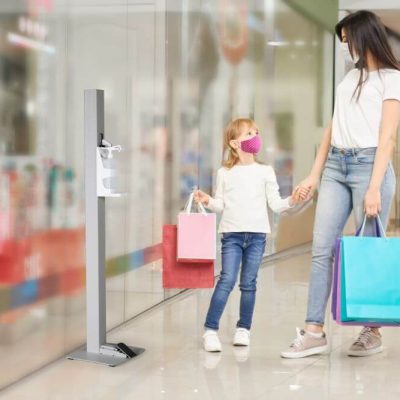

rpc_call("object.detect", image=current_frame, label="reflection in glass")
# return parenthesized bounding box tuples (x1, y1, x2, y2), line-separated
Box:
(0, 0, 336, 388)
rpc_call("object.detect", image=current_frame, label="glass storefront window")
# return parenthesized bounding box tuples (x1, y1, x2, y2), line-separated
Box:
(0, 0, 336, 388)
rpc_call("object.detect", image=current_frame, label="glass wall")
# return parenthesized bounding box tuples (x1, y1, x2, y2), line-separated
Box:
(0, 0, 336, 388)
(165, 1, 335, 253)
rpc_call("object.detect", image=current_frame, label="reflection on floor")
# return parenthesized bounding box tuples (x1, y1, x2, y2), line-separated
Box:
(2, 248, 400, 400)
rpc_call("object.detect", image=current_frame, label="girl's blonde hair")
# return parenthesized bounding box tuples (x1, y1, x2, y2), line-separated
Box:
(222, 118, 257, 169)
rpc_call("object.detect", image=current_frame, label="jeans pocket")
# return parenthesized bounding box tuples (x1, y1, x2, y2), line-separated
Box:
(249, 233, 266, 244)
(222, 232, 241, 244)
(355, 155, 375, 165)
(327, 153, 339, 163)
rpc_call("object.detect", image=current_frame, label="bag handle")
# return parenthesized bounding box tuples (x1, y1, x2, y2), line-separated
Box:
(356, 214, 386, 239)
(183, 186, 207, 215)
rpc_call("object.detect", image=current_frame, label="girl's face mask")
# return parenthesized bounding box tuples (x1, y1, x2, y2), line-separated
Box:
(239, 134, 261, 154)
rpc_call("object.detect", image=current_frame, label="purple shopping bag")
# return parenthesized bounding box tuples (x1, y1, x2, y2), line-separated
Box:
(331, 239, 341, 321)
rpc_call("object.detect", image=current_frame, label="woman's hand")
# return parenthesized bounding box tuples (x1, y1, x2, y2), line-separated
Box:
(364, 187, 381, 217)
(289, 186, 310, 206)
(194, 190, 210, 206)
(293, 175, 319, 201)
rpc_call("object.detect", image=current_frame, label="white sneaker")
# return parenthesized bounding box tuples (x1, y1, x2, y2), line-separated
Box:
(280, 328, 329, 359)
(233, 328, 250, 346)
(203, 330, 222, 352)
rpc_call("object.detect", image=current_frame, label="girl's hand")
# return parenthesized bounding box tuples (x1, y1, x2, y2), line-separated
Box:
(290, 186, 310, 205)
(294, 175, 319, 201)
(364, 187, 381, 217)
(194, 190, 210, 206)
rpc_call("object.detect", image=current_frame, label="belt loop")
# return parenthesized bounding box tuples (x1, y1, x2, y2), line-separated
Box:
(353, 148, 358, 162)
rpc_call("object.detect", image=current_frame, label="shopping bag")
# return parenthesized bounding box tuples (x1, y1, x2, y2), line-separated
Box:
(333, 216, 400, 325)
(331, 220, 372, 322)
(162, 225, 215, 289)
(177, 192, 216, 262)
(332, 237, 389, 326)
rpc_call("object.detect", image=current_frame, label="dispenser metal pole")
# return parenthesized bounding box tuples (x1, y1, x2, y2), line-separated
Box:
(67, 89, 144, 367)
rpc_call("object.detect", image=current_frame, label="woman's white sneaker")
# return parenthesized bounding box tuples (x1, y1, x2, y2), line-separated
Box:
(280, 328, 329, 359)
(233, 328, 250, 346)
(203, 330, 222, 352)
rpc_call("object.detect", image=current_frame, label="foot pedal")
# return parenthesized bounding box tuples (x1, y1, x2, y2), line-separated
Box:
(116, 343, 137, 358)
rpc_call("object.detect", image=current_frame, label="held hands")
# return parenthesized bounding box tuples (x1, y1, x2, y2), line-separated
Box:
(290, 175, 319, 206)
(194, 190, 210, 206)
(289, 186, 310, 206)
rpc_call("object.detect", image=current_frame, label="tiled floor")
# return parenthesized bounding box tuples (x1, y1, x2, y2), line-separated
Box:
(2, 249, 400, 400)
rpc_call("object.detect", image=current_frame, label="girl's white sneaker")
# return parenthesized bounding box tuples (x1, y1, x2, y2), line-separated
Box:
(203, 330, 222, 352)
(233, 328, 250, 346)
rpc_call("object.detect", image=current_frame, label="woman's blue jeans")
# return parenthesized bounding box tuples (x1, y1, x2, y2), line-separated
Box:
(306, 147, 396, 325)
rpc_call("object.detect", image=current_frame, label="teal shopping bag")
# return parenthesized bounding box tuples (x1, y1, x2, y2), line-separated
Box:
(340, 216, 400, 322)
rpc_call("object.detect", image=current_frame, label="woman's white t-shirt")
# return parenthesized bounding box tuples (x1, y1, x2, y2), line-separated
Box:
(332, 68, 400, 149)
(206, 163, 292, 234)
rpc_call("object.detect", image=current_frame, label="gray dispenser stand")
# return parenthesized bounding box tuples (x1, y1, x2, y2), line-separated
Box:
(67, 89, 144, 367)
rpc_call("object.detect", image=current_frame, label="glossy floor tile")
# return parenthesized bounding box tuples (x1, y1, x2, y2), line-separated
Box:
(2, 248, 400, 400)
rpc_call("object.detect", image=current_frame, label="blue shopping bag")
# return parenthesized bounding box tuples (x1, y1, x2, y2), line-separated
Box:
(340, 216, 400, 323)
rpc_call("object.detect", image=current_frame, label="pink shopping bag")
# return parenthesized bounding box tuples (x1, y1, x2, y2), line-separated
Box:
(177, 192, 216, 263)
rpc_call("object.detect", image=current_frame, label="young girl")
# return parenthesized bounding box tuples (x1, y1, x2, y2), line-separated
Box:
(195, 118, 307, 352)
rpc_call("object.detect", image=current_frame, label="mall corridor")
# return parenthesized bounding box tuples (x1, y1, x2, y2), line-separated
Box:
(2, 247, 400, 400)
(2, 0, 400, 398)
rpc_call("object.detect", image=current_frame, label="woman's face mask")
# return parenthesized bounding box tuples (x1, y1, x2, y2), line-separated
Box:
(340, 42, 360, 64)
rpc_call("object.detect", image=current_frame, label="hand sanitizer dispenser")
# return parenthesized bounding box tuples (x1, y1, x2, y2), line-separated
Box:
(67, 89, 144, 367)
(96, 139, 122, 197)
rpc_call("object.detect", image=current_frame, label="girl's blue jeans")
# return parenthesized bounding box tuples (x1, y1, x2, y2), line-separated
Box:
(205, 232, 266, 331)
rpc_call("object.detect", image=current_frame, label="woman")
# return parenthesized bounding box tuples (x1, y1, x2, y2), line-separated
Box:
(281, 10, 400, 359)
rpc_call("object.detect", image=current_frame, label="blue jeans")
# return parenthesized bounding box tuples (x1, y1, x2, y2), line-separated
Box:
(306, 147, 396, 325)
(205, 232, 267, 331)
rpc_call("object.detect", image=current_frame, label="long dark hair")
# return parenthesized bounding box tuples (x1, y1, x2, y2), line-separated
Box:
(335, 10, 400, 100)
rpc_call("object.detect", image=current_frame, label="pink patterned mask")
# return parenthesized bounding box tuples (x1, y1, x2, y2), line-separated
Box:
(240, 135, 261, 154)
